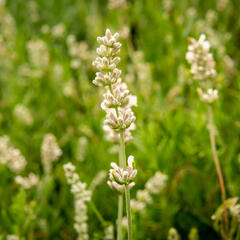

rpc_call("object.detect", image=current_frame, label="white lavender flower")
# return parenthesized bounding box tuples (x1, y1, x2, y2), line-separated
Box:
(6, 235, 19, 240)
(67, 35, 92, 69)
(92, 29, 136, 143)
(64, 162, 91, 240)
(41, 133, 62, 173)
(89, 170, 107, 191)
(130, 189, 152, 212)
(14, 104, 33, 126)
(145, 171, 168, 195)
(197, 88, 218, 104)
(104, 108, 136, 130)
(130, 199, 146, 212)
(107, 155, 137, 193)
(15, 173, 39, 189)
(52, 23, 65, 38)
(104, 224, 114, 240)
(76, 136, 88, 162)
(0, 135, 26, 173)
(108, 0, 128, 10)
(186, 34, 216, 81)
(27, 39, 49, 77)
(168, 228, 181, 240)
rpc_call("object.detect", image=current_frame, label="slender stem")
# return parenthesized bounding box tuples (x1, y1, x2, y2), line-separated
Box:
(207, 106, 229, 232)
(125, 185, 133, 240)
(120, 130, 126, 168)
(117, 130, 126, 240)
(117, 195, 123, 240)
(89, 201, 107, 228)
(207, 106, 226, 202)
(120, 130, 132, 240)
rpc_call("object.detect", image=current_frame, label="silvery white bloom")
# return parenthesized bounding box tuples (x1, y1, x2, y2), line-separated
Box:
(197, 88, 218, 104)
(229, 203, 240, 219)
(27, 0, 39, 23)
(186, 34, 216, 81)
(93, 29, 136, 142)
(89, 170, 107, 191)
(122, 216, 128, 230)
(145, 171, 168, 195)
(0, 0, 5, 7)
(41, 133, 62, 173)
(76, 136, 88, 162)
(63, 79, 77, 98)
(130, 188, 153, 213)
(67, 35, 92, 66)
(104, 224, 114, 240)
(136, 189, 152, 204)
(93, 69, 121, 87)
(104, 108, 136, 130)
(27, 39, 49, 76)
(0, 135, 26, 173)
(130, 199, 146, 212)
(15, 173, 39, 189)
(14, 104, 33, 126)
(6, 235, 19, 240)
(64, 162, 91, 240)
(41, 24, 50, 34)
(108, 0, 128, 10)
(107, 155, 137, 193)
(52, 23, 65, 38)
(168, 228, 181, 240)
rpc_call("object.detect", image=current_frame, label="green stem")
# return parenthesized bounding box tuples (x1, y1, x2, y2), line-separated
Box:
(125, 185, 133, 240)
(207, 106, 226, 203)
(117, 195, 123, 240)
(89, 201, 107, 228)
(120, 130, 132, 240)
(207, 106, 229, 232)
(117, 130, 126, 240)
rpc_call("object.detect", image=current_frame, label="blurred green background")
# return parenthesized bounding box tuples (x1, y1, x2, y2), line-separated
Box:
(0, 0, 240, 239)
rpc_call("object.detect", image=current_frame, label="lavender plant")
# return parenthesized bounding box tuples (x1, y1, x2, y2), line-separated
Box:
(186, 34, 240, 239)
(92, 29, 137, 240)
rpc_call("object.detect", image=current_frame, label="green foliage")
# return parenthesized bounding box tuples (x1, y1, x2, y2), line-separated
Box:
(0, 0, 240, 239)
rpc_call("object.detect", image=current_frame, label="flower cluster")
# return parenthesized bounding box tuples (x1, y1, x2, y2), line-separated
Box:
(0, 135, 26, 173)
(104, 224, 114, 240)
(89, 170, 107, 191)
(26, 39, 49, 77)
(186, 34, 216, 81)
(168, 228, 181, 240)
(186, 34, 219, 104)
(6, 235, 19, 240)
(146, 171, 168, 194)
(108, 0, 128, 10)
(92, 29, 136, 143)
(15, 173, 39, 189)
(63, 162, 91, 240)
(67, 35, 92, 69)
(107, 155, 137, 193)
(14, 104, 33, 126)
(76, 136, 88, 162)
(41, 133, 62, 173)
(197, 88, 218, 104)
(131, 171, 168, 212)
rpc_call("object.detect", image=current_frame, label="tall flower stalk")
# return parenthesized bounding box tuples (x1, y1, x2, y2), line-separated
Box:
(186, 34, 229, 237)
(92, 29, 137, 240)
